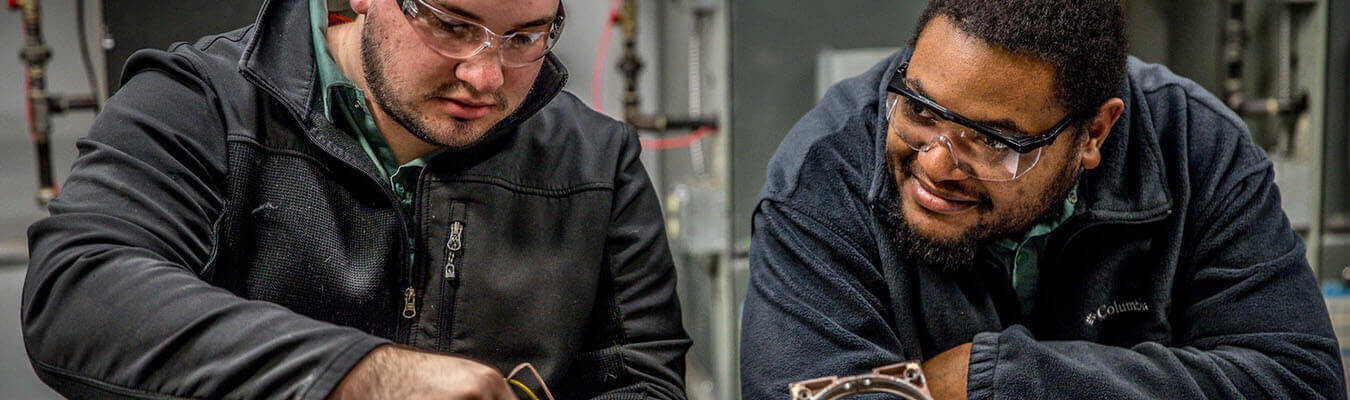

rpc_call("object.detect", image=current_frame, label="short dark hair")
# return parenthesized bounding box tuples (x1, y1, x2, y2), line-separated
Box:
(909, 0, 1127, 125)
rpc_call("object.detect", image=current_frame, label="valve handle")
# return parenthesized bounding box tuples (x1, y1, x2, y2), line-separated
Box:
(7, 0, 19, 11)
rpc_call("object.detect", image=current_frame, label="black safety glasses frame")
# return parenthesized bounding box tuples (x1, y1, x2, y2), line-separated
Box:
(886, 62, 1077, 154)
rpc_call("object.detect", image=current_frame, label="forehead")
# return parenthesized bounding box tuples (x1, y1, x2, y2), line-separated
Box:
(908, 16, 1063, 131)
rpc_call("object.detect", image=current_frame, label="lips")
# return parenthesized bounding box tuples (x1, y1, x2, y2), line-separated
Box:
(911, 179, 979, 214)
(437, 97, 495, 120)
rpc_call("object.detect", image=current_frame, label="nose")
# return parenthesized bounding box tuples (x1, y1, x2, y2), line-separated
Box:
(454, 48, 505, 94)
(914, 136, 972, 182)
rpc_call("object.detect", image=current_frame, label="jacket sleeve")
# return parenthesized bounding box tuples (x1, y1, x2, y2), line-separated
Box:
(21, 50, 388, 400)
(740, 198, 911, 400)
(966, 159, 1345, 399)
(577, 125, 691, 400)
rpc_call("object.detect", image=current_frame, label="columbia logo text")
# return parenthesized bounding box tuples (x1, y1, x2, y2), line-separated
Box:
(1084, 300, 1150, 326)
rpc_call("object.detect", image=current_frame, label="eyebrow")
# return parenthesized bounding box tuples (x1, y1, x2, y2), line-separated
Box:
(441, 4, 555, 32)
(904, 77, 1034, 137)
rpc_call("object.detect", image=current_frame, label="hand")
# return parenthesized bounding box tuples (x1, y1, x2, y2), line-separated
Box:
(330, 344, 518, 400)
(921, 342, 972, 400)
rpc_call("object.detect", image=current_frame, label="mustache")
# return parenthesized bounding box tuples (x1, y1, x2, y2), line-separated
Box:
(430, 81, 509, 111)
(898, 155, 994, 207)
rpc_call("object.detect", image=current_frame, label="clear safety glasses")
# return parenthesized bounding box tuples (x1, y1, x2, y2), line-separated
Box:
(886, 62, 1078, 182)
(397, 0, 565, 68)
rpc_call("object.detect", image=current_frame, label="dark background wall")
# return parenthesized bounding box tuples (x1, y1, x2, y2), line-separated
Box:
(728, 0, 927, 245)
(102, 0, 269, 93)
(1321, 0, 1349, 275)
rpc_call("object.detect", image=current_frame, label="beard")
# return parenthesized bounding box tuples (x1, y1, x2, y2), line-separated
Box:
(881, 151, 1080, 272)
(360, 21, 510, 148)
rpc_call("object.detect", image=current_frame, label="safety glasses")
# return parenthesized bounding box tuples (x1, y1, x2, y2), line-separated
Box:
(885, 62, 1078, 181)
(396, 0, 565, 68)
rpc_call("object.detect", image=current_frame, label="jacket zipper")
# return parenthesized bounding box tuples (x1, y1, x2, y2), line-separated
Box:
(399, 169, 431, 347)
(445, 220, 463, 280)
(440, 202, 467, 351)
(402, 287, 417, 319)
(444, 202, 467, 281)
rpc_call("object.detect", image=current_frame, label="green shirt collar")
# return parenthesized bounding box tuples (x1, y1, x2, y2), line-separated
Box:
(987, 179, 1080, 314)
(990, 181, 1079, 254)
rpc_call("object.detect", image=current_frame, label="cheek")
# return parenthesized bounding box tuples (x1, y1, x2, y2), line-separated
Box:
(984, 184, 1026, 213)
(884, 127, 912, 172)
(505, 65, 541, 92)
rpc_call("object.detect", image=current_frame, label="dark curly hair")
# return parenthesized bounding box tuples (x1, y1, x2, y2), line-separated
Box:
(909, 0, 1128, 126)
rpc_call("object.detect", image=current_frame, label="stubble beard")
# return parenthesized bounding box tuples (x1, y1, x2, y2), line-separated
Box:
(882, 152, 1080, 272)
(360, 22, 511, 149)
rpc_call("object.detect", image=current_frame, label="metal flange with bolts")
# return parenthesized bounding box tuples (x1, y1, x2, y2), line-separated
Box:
(788, 362, 935, 400)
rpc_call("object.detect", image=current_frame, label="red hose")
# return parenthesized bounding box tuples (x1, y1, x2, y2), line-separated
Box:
(640, 126, 716, 150)
(591, 0, 622, 113)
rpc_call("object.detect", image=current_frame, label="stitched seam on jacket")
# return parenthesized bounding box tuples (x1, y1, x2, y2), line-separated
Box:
(32, 358, 199, 400)
(432, 175, 613, 197)
(226, 134, 334, 174)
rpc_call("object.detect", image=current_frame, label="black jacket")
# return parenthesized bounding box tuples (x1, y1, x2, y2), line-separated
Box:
(22, 0, 689, 398)
(740, 49, 1345, 399)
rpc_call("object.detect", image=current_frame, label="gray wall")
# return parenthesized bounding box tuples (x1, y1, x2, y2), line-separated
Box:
(728, 0, 928, 245)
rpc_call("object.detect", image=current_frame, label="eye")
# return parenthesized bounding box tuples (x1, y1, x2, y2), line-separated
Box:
(902, 98, 936, 124)
(430, 18, 478, 40)
(445, 23, 476, 37)
(504, 33, 538, 49)
(977, 133, 1009, 150)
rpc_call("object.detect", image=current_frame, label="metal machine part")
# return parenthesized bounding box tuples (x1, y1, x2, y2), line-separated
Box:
(788, 362, 934, 400)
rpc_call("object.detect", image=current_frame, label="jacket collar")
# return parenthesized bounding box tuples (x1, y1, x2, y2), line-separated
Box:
(867, 51, 1172, 224)
(239, 0, 318, 121)
(236, 0, 568, 154)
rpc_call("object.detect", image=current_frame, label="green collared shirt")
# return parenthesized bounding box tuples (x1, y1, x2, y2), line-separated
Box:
(310, 0, 441, 219)
(986, 182, 1079, 316)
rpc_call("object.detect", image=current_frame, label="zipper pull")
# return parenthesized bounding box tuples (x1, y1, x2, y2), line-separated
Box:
(448, 221, 463, 251)
(444, 221, 463, 280)
(444, 252, 457, 280)
(402, 287, 416, 319)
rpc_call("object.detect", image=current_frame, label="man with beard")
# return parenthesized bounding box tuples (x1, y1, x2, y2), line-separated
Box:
(740, 0, 1343, 399)
(22, 0, 689, 399)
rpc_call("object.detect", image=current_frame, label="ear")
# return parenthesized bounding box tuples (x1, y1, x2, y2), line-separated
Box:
(351, 0, 372, 15)
(1078, 97, 1124, 170)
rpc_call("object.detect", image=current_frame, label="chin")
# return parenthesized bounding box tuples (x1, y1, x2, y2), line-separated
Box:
(899, 198, 978, 245)
(420, 115, 500, 148)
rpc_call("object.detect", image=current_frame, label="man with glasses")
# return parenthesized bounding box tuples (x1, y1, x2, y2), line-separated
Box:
(741, 0, 1343, 399)
(22, 0, 689, 398)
